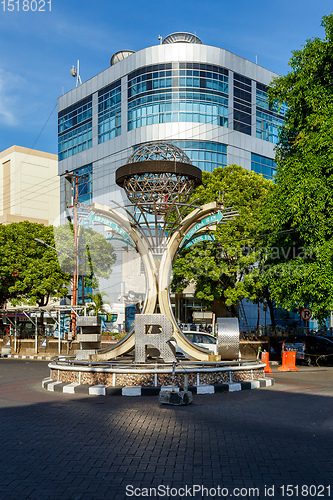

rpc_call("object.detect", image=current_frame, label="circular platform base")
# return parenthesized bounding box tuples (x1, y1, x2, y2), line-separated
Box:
(44, 359, 271, 396)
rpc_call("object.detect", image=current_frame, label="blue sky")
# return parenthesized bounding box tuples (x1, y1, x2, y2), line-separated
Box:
(0, 0, 332, 155)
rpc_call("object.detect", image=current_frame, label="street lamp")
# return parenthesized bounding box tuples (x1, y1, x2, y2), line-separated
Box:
(34, 238, 63, 255)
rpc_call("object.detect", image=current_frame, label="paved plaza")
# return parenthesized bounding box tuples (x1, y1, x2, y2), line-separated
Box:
(0, 359, 332, 499)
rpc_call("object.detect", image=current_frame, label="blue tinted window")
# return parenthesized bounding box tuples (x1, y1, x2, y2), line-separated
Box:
(58, 97, 92, 160)
(58, 96, 92, 133)
(233, 73, 252, 135)
(256, 111, 284, 144)
(251, 153, 276, 179)
(256, 83, 286, 143)
(73, 163, 93, 302)
(58, 122, 92, 161)
(98, 80, 121, 144)
(73, 164, 93, 204)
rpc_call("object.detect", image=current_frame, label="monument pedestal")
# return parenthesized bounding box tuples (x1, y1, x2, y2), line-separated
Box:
(76, 317, 101, 360)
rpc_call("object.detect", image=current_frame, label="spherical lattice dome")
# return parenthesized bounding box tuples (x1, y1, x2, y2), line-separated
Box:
(127, 142, 192, 164)
(116, 142, 202, 215)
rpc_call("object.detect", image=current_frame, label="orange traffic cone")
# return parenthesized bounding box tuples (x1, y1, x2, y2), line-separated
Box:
(261, 351, 273, 374)
(278, 351, 299, 372)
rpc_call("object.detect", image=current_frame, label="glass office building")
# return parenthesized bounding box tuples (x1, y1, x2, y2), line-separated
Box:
(58, 32, 284, 211)
(57, 32, 284, 312)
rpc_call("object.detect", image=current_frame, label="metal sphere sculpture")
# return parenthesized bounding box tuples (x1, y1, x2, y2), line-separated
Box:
(116, 142, 202, 214)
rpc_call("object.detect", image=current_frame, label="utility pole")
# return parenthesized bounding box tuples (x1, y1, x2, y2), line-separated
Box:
(65, 171, 88, 339)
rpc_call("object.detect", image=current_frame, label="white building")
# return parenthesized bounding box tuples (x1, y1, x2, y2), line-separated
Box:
(0, 145, 59, 226)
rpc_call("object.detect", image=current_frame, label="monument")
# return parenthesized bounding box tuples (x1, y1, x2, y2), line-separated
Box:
(78, 142, 240, 362)
(43, 142, 270, 395)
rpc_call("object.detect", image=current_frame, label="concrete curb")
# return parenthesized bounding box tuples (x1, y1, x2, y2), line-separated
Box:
(2, 354, 55, 361)
(42, 377, 274, 396)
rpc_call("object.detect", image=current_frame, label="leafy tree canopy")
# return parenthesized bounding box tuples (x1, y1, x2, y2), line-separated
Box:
(171, 165, 273, 316)
(0, 221, 70, 307)
(53, 223, 117, 283)
(262, 13, 333, 323)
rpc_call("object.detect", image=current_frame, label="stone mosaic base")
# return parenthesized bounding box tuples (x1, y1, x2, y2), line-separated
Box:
(42, 377, 274, 396)
(49, 367, 265, 387)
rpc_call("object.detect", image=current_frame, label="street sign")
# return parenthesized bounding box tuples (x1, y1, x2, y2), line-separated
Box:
(180, 212, 223, 247)
(183, 233, 215, 249)
(87, 212, 134, 247)
(40, 338, 47, 347)
(300, 307, 312, 321)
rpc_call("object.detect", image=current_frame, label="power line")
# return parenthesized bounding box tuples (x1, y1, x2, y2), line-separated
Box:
(63, 73, 333, 177)
(0, 103, 58, 213)
(5, 82, 262, 212)
(209, 221, 331, 247)
(5, 57, 333, 212)
(58, 60, 333, 174)
(8, 74, 266, 210)
(31, 103, 57, 151)
(1, 177, 60, 214)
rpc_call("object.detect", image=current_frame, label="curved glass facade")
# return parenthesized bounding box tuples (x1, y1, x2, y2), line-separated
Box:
(128, 63, 228, 131)
(170, 140, 227, 173)
(58, 41, 284, 178)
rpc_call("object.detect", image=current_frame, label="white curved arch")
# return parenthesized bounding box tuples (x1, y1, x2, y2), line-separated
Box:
(159, 202, 222, 361)
(87, 203, 157, 360)
(89, 202, 230, 362)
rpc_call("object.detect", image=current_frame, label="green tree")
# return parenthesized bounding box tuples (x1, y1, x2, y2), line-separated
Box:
(171, 165, 273, 317)
(53, 223, 117, 289)
(0, 221, 70, 307)
(86, 291, 109, 316)
(261, 13, 333, 324)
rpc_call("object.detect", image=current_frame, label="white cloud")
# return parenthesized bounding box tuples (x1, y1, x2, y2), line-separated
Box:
(0, 69, 26, 126)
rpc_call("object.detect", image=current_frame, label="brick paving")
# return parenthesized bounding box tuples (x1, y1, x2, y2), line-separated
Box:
(0, 359, 332, 499)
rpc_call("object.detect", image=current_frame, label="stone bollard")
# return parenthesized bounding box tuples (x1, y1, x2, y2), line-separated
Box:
(159, 389, 193, 405)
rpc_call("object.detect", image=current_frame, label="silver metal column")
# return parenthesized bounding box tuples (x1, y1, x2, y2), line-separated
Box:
(217, 317, 240, 360)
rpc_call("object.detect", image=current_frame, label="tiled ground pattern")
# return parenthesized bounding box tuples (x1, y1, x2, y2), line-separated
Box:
(0, 360, 332, 499)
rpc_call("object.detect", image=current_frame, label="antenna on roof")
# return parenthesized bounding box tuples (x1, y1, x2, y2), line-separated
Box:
(70, 60, 82, 87)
